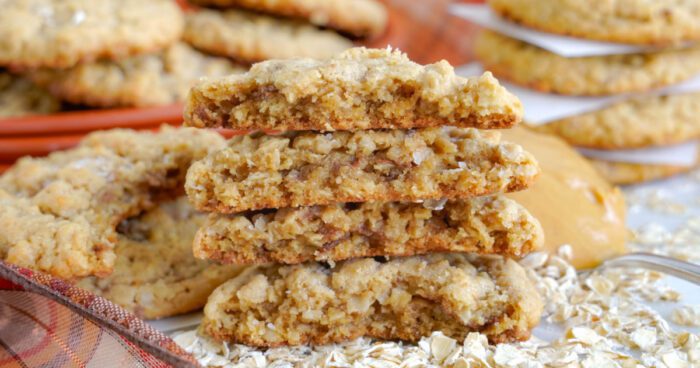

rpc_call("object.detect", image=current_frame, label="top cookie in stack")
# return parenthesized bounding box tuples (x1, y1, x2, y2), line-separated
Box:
(183, 47, 545, 347)
(184, 47, 523, 131)
(474, 0, 700, 184)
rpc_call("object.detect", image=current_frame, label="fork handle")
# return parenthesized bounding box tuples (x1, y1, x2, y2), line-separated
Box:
(599, 252, 700, 285)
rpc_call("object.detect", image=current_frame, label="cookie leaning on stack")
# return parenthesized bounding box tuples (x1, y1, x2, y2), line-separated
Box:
(183, 47, 545, 346)
(0, 127, 250, 319)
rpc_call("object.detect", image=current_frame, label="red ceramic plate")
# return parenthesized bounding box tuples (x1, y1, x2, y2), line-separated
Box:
(0, 104, 182, 137)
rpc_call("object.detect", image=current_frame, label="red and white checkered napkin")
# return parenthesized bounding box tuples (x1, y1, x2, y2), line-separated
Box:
(0, 260, 199, 368)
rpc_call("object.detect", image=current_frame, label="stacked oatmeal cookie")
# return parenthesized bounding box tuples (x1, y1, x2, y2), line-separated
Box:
(474, 0, 700, 184)
(183, 47, 545, 346)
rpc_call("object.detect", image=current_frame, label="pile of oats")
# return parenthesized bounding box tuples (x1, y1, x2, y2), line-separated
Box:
(173, 170, 700, 367)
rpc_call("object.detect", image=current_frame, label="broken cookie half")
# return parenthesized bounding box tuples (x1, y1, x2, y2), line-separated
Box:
(202, 254, 543, 347)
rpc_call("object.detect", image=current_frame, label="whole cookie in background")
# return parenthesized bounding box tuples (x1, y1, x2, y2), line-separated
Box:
(474, 31, 700, 96)
(0, 0, 184, 69)
(0, 72, 60, 117)
(29, 43, 244, 108)
(531, 93, 700, 150)
(187, 0, 388, 39)
(588, 156, 700, 185)
(184, 9, 353, 64)
(78, 198, 247, 320)
(489, 0, 700, 45)
(503, 127, 627, 269)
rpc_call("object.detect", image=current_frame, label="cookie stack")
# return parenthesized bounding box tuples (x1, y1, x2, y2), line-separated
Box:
(474, 0, 700, 185)
(183, 0, 386, 64)
(0, 0, 243, 111)
(183, 47, 545, 346)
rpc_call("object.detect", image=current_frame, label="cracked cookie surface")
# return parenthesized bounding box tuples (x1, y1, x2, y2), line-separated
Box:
(185, 127, 540, 213)
(202, 254, 543, 346)
(0, 126, 225, 279)
(184, 47, 523, 131)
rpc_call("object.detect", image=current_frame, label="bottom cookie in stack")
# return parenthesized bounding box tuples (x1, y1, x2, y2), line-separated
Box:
(202, 254, 543, 347)
(530, 93, 700, 185)
(78, 197, 247, 320)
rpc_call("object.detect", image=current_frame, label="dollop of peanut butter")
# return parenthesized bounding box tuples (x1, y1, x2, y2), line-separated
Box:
(503, 128, 627, 269)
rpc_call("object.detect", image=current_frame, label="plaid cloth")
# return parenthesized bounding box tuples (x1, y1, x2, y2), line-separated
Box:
(0, 260, 199, 368)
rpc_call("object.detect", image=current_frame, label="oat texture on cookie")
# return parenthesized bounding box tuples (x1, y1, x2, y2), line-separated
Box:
(183, 47, 544, 346)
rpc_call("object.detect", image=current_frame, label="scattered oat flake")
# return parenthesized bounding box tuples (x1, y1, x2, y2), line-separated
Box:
(673, 306, 700, 327)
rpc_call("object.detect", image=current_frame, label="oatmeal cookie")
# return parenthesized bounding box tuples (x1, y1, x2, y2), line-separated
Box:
(530, 93, 700, 150)
(0, 72, 60, 117)
(588, 157, 699, 185)
(0, 0, 184, 69)
(489, 0, 700, 45)
(475, 31, 700, 96)
(184, 47, 523, 131)
(78, 198, 246, 320)
(184, 9, 352, 64)
(29, 43, 244, 108)
(187, 0, 387, 38)
(185, 128, 540, 213)
(202, 254, 543, 346)
(194, 195, 543, 265)
(0, 127, 225, 279)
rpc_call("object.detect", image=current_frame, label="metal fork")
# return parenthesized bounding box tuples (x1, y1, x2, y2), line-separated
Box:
(587, 252, 700, 285)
